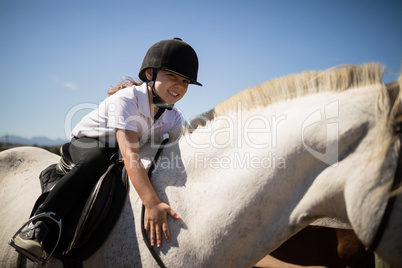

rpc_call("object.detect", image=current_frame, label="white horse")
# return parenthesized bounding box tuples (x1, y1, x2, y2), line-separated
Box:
(1, 63, 401, 267)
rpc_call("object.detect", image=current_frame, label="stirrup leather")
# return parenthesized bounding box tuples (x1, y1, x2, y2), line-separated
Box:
(9, 212, 62, 265)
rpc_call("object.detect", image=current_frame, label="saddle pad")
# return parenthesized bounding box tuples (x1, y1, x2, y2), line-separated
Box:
(33, 160, 129, 262)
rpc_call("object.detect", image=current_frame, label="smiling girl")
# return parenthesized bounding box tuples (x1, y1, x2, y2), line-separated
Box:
(12, 38, 202, 261)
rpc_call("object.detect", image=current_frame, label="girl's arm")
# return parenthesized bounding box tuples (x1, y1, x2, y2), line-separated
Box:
(116, 128, 180, 248)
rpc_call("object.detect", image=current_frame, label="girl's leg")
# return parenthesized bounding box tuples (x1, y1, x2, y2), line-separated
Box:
(12, 137, 117, 260)
(35, 137, 117, 218)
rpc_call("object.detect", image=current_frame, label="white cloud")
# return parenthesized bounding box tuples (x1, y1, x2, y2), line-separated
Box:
(52, 75, 78, 90)
(64, 82, 77, 90)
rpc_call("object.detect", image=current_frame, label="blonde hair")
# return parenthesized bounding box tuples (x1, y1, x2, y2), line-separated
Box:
(107, 77, 143, 96)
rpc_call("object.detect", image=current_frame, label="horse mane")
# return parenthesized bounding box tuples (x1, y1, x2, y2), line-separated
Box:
(188, 63, 385, 130)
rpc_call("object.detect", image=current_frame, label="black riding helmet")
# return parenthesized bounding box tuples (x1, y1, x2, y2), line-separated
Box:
(139, 38, 202, 86)
(139, 38, 202, 120)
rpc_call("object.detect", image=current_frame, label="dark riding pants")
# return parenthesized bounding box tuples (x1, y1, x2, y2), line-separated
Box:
(35, 137, 117, 218)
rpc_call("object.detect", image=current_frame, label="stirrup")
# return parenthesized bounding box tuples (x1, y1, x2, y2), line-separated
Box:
(9, 212, 62, 265)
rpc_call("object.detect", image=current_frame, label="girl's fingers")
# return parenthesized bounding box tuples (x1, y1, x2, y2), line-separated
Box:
(146, 205, 181, 247)
(167, 207, 180, 219)
(163, 222, 171, 243)
(145, 220, 150, 235)
(156, 222, 163, 247)
(149, 222, 155, 247)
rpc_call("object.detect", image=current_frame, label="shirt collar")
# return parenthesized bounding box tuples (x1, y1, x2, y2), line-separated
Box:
(137, 83, 152, 118)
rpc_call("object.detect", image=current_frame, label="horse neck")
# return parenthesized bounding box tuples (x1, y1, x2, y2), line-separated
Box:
(147, 85, 393, 265)
(282, 84, 398, 248)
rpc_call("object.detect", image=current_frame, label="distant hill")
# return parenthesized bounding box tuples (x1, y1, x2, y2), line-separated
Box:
(0, 135, 68, 146)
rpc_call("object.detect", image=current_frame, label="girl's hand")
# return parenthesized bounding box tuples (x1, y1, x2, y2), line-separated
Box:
(115, 129, 180, 247)
(145, 201, 180, 247)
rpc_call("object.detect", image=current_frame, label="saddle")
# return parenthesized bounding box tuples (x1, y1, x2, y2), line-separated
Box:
(29, 143, 129, 264)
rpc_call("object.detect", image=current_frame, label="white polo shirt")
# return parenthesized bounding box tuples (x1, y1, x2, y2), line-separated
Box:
(71, 83, 185, 145)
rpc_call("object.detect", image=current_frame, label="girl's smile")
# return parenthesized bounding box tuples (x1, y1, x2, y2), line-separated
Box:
(168, 90, 179, 97)
(146, 69, 189, 105)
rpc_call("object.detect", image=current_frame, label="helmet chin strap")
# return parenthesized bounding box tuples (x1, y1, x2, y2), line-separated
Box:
(149, 79, 174, 120)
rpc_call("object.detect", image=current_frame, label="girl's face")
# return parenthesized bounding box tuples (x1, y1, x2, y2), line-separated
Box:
(146, 69, 189, 105)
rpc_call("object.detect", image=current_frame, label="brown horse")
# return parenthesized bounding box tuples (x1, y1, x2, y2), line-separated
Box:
(254, 227, 374, 268)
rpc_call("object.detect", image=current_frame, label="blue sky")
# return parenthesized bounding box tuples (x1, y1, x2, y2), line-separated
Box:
(1, 0, 401, 140)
